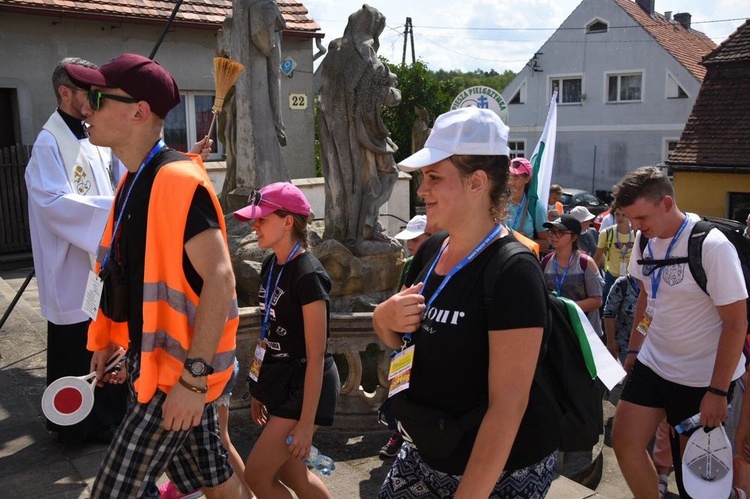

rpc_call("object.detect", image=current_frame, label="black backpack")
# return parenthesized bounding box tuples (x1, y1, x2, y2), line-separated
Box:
(637, 217, 750, 329)
(485, 238, 604, 452)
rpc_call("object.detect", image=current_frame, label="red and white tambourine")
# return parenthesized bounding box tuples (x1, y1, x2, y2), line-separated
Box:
(41, 348, 126, 426)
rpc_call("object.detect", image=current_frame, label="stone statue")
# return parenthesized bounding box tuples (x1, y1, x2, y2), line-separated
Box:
(317, 4, 401, 249)
(218, 0, 289, 212)
(409, 105, 431, 216)
(412, 104, 431, 154)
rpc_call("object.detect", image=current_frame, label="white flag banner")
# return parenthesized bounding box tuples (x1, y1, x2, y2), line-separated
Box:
(529, 91, 558, 212)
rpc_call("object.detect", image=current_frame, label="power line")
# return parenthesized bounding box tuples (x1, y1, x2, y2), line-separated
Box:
(414, 31, 531, 64)
(411, 16, 748, 31)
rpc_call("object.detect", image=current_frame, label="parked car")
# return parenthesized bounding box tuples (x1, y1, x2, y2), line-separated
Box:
(560, 188, 609, 216)
(593, 209, 611, 231)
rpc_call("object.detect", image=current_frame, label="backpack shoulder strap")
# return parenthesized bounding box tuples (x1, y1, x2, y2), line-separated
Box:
(580, 253, 588, 272)
(638, 230, 648, 256)
(483, 238, 536, 304)
(606, 225, 615, 249)
(688, 220, 713, 295)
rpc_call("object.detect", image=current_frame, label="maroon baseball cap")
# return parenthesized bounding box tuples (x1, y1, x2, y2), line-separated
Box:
(65, 53, 180, 119)
(233, 182, 312, 221)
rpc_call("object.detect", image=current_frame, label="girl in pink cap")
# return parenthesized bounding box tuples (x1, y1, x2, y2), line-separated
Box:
(234, 182, 339, 498)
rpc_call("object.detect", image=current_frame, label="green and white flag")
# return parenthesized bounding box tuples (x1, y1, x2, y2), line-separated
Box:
(528, 91, 557, 216)
(558, 295, 627, 390)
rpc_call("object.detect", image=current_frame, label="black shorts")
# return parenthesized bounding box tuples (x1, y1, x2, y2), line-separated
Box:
(620, 359, 734, 426)
(266, 354, 340, 426)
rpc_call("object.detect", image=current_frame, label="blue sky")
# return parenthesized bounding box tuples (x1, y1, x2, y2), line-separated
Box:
(302, 0, 750, 72)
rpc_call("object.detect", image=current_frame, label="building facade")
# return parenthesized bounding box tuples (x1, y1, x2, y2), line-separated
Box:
(501, 0, 716, 194)
(0, 0, 323, 179)
(667, 20, 750, 221)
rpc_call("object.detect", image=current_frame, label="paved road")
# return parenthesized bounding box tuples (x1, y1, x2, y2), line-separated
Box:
(0, 267, 680, 497)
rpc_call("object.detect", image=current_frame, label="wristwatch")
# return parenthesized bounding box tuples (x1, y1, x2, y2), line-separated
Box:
(184, 357, 215, 377)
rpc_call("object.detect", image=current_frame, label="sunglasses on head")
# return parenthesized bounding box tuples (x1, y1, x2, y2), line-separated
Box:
(247, 190, 284, 210)
(87, 90, 138, 111)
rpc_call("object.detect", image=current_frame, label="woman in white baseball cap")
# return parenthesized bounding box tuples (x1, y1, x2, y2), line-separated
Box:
(374, 107, 559, 498)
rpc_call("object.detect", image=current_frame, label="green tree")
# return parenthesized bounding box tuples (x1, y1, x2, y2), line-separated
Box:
(381, 60, 516, 163)
(381, 58, 459, 162)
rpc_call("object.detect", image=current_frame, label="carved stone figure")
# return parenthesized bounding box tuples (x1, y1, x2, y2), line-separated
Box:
(218, 0, 289, 212)
(409, 104, 431, 215)
(317, 4, 401, 249)
(412, 104, 431, 154)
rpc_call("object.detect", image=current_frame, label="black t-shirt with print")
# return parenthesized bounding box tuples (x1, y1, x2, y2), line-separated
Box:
(404, 233, 560, 472)
(259, 252, 331, 360)
(112, 148, 220, 349)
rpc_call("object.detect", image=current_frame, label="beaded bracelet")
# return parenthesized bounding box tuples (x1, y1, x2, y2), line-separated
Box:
(626, 350, 640, 355)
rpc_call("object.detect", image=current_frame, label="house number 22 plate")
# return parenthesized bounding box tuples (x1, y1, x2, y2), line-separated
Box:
(289, 94, 308, 110)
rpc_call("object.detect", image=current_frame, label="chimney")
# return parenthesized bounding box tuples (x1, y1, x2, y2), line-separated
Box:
(664, 11, 672, 22)
(674, 12, 692, 30)
(635, 0, 655, 16)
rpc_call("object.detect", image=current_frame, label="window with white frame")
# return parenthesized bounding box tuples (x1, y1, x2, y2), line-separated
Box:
(164, 91, 223, 159)
(607, 72, 642, 102)
(551, 76, 583, 104)
(663, 138, 680, 162)
(508, 140, 526, 159)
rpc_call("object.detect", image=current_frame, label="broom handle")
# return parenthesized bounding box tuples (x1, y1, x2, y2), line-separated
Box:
(149, 0, 185, 60)
(204, 111, 218, 143)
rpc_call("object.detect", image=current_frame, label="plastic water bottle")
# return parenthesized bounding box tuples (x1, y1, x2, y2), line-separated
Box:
(286, 437, 336, 475)
(675, 404, 732, 434)
(675, 413, 701, 434)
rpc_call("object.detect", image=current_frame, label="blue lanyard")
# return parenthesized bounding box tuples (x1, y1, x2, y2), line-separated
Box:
(261, 242, 301, 339)
(646, 216, 689, 300)
(553, 251, 576, 295)
(403, 224, 504, 343)
(510, 193, 527, 231)
(101, 140, 165, 270)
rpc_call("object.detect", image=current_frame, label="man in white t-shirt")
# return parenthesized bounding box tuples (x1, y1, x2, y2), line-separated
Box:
(610, 166, 748, 499)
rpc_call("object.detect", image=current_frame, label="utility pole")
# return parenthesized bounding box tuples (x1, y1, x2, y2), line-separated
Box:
(402, 17, 415, 65)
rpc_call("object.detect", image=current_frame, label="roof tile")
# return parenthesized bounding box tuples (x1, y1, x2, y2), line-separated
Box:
(615, 0, 716, 81)
(667, 22, 750, 170)
(0, 0, 320, 33)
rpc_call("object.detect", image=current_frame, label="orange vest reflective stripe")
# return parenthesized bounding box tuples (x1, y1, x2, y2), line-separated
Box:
(88, 158, 237, 403)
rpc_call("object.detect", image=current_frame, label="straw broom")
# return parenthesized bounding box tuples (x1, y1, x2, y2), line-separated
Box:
(205, 57, 246, 143)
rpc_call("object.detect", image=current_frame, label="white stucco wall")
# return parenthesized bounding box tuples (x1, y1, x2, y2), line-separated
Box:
(0, 12, 317, 178)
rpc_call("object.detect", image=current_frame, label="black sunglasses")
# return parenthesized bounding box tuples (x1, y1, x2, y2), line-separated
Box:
(549, 228, 572, 236)
(247, 190, 284, 210)
(87, 90, 138, 111)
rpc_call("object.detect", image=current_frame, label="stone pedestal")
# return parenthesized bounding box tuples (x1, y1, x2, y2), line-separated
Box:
(227, 216, 404, 312)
